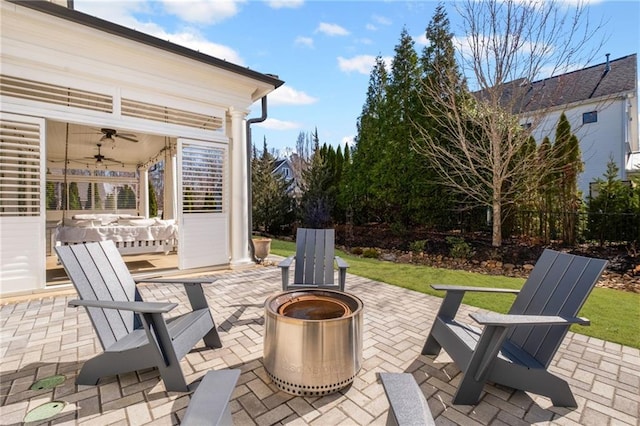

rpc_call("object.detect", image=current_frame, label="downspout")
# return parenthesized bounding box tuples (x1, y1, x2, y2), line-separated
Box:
(246, 96, 268, 262)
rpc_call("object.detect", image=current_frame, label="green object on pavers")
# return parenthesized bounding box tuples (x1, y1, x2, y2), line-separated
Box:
(30, 375, 66, 390)
(23, 401, 66, 422)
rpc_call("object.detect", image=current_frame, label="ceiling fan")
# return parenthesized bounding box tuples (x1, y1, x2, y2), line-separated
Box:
(85, 143, 123, 165)
(99, 128, 138, 144)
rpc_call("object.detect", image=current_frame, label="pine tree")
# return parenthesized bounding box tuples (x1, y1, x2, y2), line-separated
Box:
(350, 56, 389, 223)
(416, 4, 464, 226)
(148, 180, 158, 217)
(586, 159, 636, 244)
(68, 182, 81, 210)
(251, 139, 293, 234)
(300, 144, 333, 228)
(378, 27, 422, 227)
(552, 113, 583, 244)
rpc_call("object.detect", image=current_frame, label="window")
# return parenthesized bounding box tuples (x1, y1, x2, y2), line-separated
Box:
(583, 111, 598, 124)
(46, 167, 139, 212)
(181, 144, 225, 213)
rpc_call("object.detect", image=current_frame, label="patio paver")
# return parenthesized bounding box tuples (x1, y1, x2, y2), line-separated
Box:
(1, 265, 639, 425)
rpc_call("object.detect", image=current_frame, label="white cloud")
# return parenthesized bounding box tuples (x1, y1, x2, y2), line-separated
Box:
(256, 118, 301, 130)
(267, 0, 304, 9)
(74, 0, 149, 27)
(338, 55, 393, 75)
(372, 14, 392, 26)
(166, 31, 244, 64)
(161, 0, 243, 24)
(414, 33, 429, 46)
(342, 135, 355, 147)
(74, 0, 244, 65)
(295, 36, 314, 48)
(268, 85, 318, 106)
(316, 22, 350, 36)
(366, 23, 377, 31)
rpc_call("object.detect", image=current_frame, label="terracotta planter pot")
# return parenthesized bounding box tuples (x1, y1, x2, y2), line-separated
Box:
(253, 238, 272, 260)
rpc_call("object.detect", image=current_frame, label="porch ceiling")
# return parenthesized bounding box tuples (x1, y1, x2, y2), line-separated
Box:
(46, 121, 167, 169)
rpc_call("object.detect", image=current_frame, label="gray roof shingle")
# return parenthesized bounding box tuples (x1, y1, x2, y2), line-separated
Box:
(481, 54, 637, 113)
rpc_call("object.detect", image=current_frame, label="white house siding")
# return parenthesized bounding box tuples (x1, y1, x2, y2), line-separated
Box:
(526, 94, 636, 198)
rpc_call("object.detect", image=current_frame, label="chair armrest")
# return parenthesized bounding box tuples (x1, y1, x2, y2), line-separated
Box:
(432, 284, 520, 294)
(279, 256, 295, 290)
(470, 312, 590, 327)
(335, 256, 349, 291)
(134, 277, 217, 285)
(278, 256, 294, 269)
(431, 285, 519, 322)
(135, 277, 216, 311)
(335, 256, 349, 269)
(68, 299, 177, 314)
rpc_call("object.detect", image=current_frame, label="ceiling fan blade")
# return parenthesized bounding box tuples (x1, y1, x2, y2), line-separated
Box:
(115, 134, 138, 142)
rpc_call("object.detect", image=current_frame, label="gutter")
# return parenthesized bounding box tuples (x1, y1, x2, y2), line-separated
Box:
(246, 96, 269, 263)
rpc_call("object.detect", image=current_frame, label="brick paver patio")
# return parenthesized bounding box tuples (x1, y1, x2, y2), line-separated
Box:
(1, 265, 639, 425)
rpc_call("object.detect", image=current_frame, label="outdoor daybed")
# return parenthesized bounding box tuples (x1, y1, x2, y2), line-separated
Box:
(54, 214, 177, 255)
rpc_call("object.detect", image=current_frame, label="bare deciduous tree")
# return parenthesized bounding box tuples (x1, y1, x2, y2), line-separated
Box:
(412, 0, 604, 247)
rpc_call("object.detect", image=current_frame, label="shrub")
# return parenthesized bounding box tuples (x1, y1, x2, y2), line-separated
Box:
(350, 247, 364, 255)
(409, 240, 427, 254)
(446, 236, 474, 259)
(362, 248, 379, 258)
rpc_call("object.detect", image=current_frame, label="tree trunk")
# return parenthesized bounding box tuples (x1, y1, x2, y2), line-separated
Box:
(492, 199, 502, 247)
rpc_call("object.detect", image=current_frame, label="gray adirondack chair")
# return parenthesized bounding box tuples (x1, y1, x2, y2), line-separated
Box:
(279, 228, 349, 291)
(422, 249, 607, 407)
(56, 241, 222, 392)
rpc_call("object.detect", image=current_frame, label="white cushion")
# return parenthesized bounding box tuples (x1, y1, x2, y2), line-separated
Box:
(63, 218, 100, 227)
(94, 214, 119, 225)
(119, 218, 156, 227)
(72, 214, 97, 220)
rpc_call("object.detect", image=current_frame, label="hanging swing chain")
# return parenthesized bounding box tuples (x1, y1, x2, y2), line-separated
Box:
(62, 122, 70, 220)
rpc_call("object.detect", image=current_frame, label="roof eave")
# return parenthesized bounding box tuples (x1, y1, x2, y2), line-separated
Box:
(8, 0, 285, 90)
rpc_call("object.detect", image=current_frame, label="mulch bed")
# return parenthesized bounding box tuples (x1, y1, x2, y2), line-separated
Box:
(332, 224, 640, 293)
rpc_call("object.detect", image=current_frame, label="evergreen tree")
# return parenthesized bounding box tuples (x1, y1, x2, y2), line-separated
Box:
(552, 113, 583, 244)
(148, 180, 158, 217)
(46, 181, 58, 210)
(416, 4, 464, 226)
(84, 183, 102, 210)
(300, 144, 333, 228)
(251, 140, 294, 234)
(350, 56, 389, 223)
(586, 159, 638, 244)
(377, 27, 423, 227)
(68, 182, 81, 210)
(117, 185, 136, 209)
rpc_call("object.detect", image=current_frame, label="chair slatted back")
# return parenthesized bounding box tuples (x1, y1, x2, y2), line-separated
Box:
(293, 228, 335, 286)
(56, 241, 139, 350)
(507, 249, 607, 367)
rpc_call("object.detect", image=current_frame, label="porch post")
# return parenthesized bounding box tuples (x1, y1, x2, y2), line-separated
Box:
(164, 144, 177, 220)
(139, 167, 149, 218)
(229, 108, 252, 267)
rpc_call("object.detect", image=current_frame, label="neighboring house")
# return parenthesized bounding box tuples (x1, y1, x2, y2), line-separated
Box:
(516, 54, 638, 197)
(0, 0, 283, 296)
(273, 156, 303, 197)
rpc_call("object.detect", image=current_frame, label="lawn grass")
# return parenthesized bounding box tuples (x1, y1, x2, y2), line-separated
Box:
(271, 239, 640, 349)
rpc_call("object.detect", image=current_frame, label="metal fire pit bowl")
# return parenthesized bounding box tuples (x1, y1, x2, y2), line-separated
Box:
(264, 289, 364, 396)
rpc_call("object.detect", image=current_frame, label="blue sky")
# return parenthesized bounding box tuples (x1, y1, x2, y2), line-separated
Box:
(74, 0, 639, 156)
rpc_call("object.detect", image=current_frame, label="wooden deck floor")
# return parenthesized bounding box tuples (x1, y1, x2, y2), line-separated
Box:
(46, 251, 179, 286)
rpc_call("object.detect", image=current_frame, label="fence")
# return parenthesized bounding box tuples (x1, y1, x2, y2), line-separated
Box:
(510, 210, 640, 244)
(432, 209, 639, 245)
